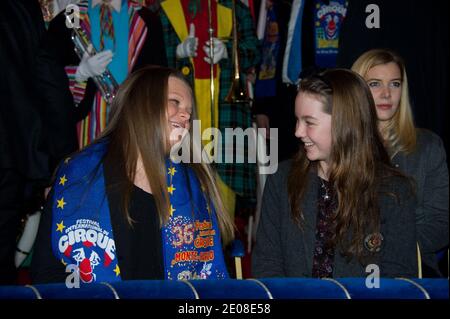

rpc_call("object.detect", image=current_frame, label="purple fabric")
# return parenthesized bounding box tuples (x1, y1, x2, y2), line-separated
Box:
(312, 177, 337, 278)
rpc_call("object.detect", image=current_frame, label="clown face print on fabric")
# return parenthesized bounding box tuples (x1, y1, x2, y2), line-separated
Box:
(51, 143, 121, 284)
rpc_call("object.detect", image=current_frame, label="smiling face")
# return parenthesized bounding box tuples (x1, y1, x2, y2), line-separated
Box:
(365, 62, 402, 125)
(295, 91, 332, 173)
(166, 76, 193, 146)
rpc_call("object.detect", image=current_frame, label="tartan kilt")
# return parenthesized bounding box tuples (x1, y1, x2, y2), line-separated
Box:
(159, 0, 260, 200)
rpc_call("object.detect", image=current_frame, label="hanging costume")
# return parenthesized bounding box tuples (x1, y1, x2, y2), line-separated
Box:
(253, 0, 302, 162)
(42, 0, 167, 148)
(1, 0, 52, 285)
(313, 0, 348, 68)
(159, 0, 261, 205)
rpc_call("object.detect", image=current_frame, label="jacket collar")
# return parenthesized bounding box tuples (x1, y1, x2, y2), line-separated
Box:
(300, 170, 320, 273)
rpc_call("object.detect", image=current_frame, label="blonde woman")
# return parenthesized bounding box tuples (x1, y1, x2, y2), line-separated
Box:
(31, 66, 234, 283)
(352, 49, 449, 277)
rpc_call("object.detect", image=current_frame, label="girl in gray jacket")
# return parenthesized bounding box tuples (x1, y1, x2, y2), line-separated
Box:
(253, 69, 418, 278)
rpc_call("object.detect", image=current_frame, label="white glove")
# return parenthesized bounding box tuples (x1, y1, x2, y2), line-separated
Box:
(54, 0, 79, 15)
(203, 37, 228, 64)
(75, 47, 113, 82)
(176, 23, 198, 59)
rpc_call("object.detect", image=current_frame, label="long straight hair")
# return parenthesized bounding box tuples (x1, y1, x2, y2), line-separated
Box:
(288, 69, 403, 259)
(97, 65, 234, 244)
(351, 49, 417, 158)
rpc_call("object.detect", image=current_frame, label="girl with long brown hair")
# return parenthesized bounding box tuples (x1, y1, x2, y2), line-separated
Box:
(32, 65, 234, 283)
(252, 69, 418, 278)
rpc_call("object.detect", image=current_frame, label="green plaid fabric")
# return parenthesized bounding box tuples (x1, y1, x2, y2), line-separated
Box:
(160, 0, 261, 200)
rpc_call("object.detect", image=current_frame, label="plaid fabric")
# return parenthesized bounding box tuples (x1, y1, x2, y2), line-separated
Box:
(160, 0, 261, 200)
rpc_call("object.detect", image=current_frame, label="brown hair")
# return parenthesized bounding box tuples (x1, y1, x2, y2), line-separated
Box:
(288, 68, 403, 259)
(351, 49, 417, 157)
(98, 65, 234, 244)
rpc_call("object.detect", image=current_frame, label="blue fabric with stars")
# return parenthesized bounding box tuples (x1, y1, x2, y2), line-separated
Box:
(162, 158, 229, 280)
(50, 140, 229, 283)
(51, 141, 121, 284)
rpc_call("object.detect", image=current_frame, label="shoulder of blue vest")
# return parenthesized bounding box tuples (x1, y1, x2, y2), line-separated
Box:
(55, 140, 108, 185)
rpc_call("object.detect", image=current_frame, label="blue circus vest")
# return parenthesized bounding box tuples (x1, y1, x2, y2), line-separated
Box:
(51, 141, 228, 283)
(162, 159, 229, 280)
(51, 141, 120, 284)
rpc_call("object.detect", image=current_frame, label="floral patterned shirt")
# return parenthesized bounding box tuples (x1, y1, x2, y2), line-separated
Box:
(312, 177, 337, 278)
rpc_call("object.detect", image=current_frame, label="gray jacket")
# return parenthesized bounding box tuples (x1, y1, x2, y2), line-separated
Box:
(392, 129, 449, 274)
(252, 161, 418, 278)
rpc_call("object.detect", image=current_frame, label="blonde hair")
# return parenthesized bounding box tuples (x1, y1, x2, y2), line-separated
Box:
(98, 65, 234, 244)
(351, 49, 417, 157)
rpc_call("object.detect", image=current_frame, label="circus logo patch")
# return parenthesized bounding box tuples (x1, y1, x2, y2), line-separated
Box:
(314, 0, 348, 67)
(56, 219, 117, 283)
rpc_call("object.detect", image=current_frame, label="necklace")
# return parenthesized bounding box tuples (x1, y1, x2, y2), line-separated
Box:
(320, 178, 331, 201)
(317, 164, 331, 201)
